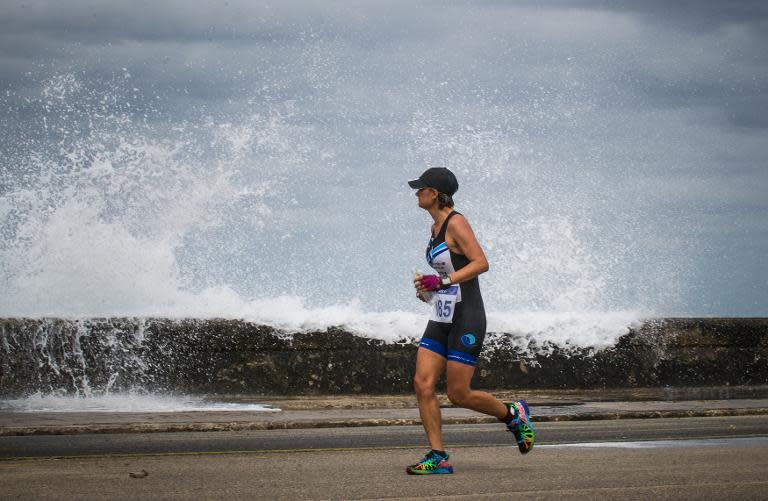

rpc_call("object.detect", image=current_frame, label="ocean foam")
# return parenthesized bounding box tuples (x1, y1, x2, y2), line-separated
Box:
(0, 392, 280, 413)
(1, 71, 652, 350)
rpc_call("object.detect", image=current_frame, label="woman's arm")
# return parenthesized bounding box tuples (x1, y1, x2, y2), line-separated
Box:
(445, 215, 489, 284)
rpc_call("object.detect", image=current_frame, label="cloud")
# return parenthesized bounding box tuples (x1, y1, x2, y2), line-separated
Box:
(0, 1, 766, 315)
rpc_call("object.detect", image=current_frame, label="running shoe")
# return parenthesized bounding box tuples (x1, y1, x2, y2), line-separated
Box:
(406, 450, 453, 475)
(506, 400, 535, 454)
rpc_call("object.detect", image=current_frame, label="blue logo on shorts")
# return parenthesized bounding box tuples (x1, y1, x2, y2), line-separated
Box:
(461, 333, 476, 347)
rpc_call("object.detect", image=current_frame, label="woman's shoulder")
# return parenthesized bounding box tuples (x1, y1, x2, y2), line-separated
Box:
(446, 211, 472, 231)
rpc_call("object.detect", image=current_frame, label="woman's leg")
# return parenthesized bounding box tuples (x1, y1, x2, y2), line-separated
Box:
(413, 347, 447, 451)
(445, 361, 508, 419)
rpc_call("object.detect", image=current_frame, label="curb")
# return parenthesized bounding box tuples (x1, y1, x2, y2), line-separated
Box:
(3, 407, 767, 437)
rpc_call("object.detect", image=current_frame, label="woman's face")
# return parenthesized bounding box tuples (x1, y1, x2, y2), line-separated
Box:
(416, 187, 438, 209)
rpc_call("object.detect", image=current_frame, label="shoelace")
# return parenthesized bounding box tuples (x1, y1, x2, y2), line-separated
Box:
(425, 452, 447, 463)
(514, 405, 528, 424)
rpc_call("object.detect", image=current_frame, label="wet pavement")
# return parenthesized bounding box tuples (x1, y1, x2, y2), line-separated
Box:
(2, 386, 768, 436)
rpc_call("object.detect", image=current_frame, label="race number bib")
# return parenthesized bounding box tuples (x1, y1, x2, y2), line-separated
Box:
(429, 285, 460, 323)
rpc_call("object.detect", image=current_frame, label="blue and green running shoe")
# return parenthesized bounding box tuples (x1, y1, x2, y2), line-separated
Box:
(506, 400, 535, 454)
(406, 450, 453, 475)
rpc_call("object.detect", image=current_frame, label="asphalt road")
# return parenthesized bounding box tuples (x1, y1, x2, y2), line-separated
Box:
(2, 416, 768, 499)
(1, 415, 767, 459)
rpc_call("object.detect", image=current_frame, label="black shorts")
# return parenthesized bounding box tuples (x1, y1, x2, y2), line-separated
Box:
(418, 301, 486, 366)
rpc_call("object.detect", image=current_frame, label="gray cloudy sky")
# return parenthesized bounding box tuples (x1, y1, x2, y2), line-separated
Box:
(1, 0, 766, 316)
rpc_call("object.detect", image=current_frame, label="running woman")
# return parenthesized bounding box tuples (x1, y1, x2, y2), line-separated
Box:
(405, 167, 534, 475)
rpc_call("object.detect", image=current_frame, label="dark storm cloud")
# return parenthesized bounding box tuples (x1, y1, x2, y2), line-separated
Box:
(0, 1, 275, 44)
(3, 1, 767, 93)
(588, 0, 768, 31)
(729, 100, 768, 129)
(0, 1, 417, 51)
(477, 0, 768, 29)
(1, 1, 765, 140)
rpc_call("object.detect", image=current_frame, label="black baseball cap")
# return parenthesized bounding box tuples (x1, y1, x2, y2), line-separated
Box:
(408, 167, 459, 196)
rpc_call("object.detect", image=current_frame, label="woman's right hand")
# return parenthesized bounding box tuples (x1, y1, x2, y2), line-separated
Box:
(413, 272, 429, 302)
(413, 272, 423, 291)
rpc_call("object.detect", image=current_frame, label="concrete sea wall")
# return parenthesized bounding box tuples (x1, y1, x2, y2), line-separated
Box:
(1, 318, 767, 397)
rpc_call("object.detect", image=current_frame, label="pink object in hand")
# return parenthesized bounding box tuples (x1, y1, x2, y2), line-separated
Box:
(419, 274, 442, 291)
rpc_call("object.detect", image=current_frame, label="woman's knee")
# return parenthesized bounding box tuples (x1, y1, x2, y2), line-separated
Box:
(447, 386, 471, 407)
(413, 375, 437, 397)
